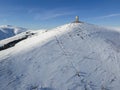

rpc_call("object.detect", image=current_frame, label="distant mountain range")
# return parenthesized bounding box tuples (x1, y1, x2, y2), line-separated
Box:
(0, 25, 27, 40)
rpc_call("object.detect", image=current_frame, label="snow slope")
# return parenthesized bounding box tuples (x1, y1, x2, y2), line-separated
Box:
(0, 30, 46, 49)
(1, 23, 120, 90)
(0, 25, 27, 40)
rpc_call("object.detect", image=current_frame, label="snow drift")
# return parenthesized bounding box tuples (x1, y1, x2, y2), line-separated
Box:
(0, 25, 27, 40)
(0, 23, 120, 90)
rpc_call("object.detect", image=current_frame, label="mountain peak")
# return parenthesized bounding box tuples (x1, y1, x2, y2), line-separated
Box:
(0, 25, 27, 40)
(0, 25, 16, 28)
(1, 23, 120, 90)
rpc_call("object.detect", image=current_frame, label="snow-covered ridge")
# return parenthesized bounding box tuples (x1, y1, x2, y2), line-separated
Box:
(0, 30, 46, 51)
(1, 23, 120, 90)
(0, 25, 27, 40)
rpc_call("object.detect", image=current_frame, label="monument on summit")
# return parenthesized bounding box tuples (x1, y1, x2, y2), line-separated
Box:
(73, 16, 81, 23)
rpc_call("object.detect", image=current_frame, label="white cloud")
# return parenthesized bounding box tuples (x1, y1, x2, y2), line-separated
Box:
(29, 8, 76, 20)
(110, 26, 120, 31)
(98, 13, 120, 19)
(100, 25, 120, 32)
(90, 13, 120, 19)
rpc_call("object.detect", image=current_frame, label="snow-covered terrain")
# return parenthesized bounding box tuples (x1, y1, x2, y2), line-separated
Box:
(0, 25, 27, 40)
(0, 30, 46, 51)
(1, 22, 120, 90)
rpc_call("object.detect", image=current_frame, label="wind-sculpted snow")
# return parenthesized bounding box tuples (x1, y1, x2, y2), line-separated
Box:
(0, 25, 27, 40)
(0, 23, 120, 90)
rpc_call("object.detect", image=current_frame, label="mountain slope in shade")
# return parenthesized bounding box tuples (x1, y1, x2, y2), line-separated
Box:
(1, 23, 120, 90)
(0, 25, 27, 40)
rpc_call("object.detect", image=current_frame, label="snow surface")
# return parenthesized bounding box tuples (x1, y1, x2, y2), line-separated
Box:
(1, 23, 120, 90)
(0, 25, 27, 40)
(0, 30, 46, 48)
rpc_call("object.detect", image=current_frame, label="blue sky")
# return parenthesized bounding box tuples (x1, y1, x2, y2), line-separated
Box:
(0, 0, 120, 29)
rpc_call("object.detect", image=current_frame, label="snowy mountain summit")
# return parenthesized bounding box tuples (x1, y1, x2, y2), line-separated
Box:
(0, 25, 27, 40)
(1, 22, 120, 90)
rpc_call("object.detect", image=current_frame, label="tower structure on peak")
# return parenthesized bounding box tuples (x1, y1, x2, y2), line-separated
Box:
(73, 16, 81, 23)
(76, 16, 79, 22)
